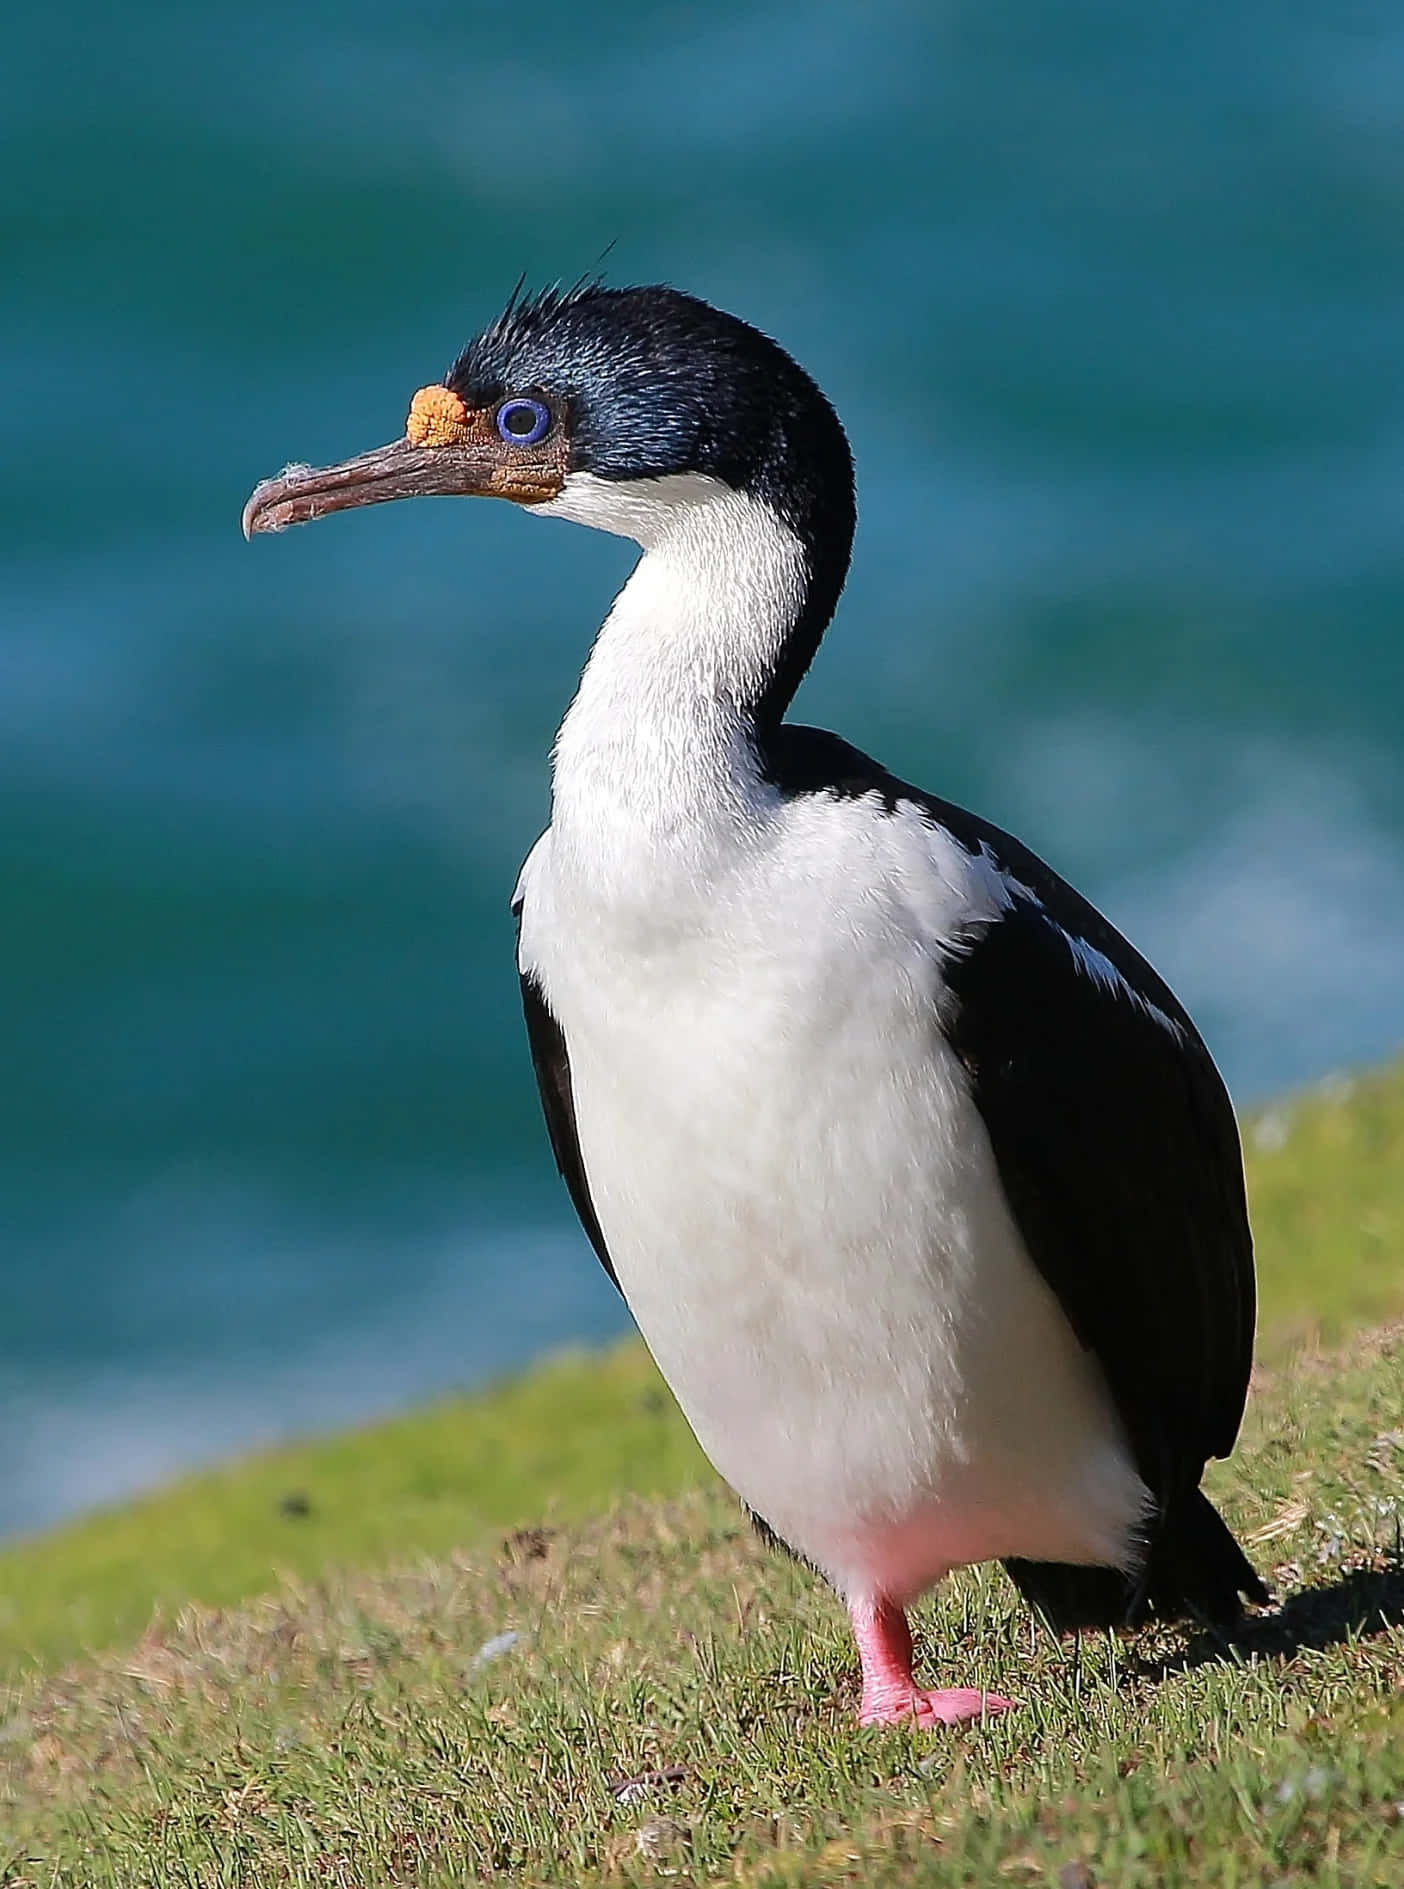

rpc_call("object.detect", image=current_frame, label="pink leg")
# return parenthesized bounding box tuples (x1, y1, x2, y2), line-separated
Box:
(850, 1597, 1015, 1728)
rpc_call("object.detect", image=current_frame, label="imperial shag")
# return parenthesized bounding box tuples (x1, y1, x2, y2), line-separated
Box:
(244, 282, 1266, 1727)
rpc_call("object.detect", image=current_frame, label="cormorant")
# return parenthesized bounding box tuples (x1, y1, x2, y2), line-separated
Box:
(244, 282, 1266, 1726)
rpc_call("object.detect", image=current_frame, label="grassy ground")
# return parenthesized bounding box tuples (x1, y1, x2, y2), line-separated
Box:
(2, 1323, 1402, 1885)
(0, 1346, 709, 1682)
(1244, 1063, 1404, 1351)
(3, 1059, 1403, 1687)
(0, 1059, 1402, 1883)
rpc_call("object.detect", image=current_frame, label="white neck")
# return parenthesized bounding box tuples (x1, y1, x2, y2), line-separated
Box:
(536, 472, 808, 885)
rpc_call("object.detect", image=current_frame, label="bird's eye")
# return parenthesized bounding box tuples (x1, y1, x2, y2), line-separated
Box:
(496, 397, 552, 446)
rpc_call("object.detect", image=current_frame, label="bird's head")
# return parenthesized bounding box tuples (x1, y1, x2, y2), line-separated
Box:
(242, 281, 854, 559)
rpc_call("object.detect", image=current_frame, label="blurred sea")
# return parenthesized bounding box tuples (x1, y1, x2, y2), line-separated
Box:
(4, 1, 1402, 1537)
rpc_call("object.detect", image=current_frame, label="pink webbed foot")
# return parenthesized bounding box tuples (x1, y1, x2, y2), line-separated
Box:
(850, 1596, 1015, 1730)
(858, 1684, 1015, 1729)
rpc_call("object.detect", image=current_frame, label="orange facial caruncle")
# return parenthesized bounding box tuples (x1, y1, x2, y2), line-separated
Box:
(406, 384, 472, 447)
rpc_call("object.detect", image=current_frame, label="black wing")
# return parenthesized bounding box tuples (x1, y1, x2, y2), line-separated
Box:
(514, 902, 620, 1295)
(766, 726, 1262, 1622)
(943, 896, 1265, 1624)
(943, 896, 1254, 1488)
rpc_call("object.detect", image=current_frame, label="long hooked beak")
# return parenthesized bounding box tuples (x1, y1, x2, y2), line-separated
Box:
(242, 385, 565, 539)
(241, 439, 505, 539)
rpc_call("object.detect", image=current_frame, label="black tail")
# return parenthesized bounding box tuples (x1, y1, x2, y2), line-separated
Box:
(1004, 1488, 1269, 1633)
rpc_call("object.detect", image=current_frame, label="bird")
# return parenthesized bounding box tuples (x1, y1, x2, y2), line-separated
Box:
(243, 280, 1267, 1728)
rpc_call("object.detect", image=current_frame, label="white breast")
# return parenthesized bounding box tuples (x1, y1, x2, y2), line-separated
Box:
(514, 472, 1147, 1606)
(517, 790, 1149, 1607)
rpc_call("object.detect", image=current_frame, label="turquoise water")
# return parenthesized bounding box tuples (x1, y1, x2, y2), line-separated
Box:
(4, 1, 1402, 1535)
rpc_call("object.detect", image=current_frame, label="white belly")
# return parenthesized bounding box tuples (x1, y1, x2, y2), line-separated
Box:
(519, 810, 1149, 1606)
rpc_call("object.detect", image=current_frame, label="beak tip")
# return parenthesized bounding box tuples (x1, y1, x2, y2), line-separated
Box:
(241, 482, 273, 541)
(243, 461, 325, 540)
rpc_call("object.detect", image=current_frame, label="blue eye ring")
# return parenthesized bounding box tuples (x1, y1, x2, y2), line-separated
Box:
(496, 397, 552, 446)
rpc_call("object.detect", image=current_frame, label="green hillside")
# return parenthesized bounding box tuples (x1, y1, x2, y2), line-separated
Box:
(2, 1061, 1402, 1885)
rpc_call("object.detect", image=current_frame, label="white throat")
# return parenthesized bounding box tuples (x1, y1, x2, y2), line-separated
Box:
(536, 471, 808, 882)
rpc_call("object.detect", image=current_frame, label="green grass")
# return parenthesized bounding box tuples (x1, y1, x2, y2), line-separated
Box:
(1244, 1062, 1404, 1350)
(0, 1058, 1402, 1884)
(0, 1345, 709, 1682)
(2, 1323, 1402, 1885)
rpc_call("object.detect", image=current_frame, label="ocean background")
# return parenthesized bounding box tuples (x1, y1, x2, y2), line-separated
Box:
(4, 0, 1402, 1538)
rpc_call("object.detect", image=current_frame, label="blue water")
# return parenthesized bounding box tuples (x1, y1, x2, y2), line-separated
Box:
(4, 1, 1402, 1537)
